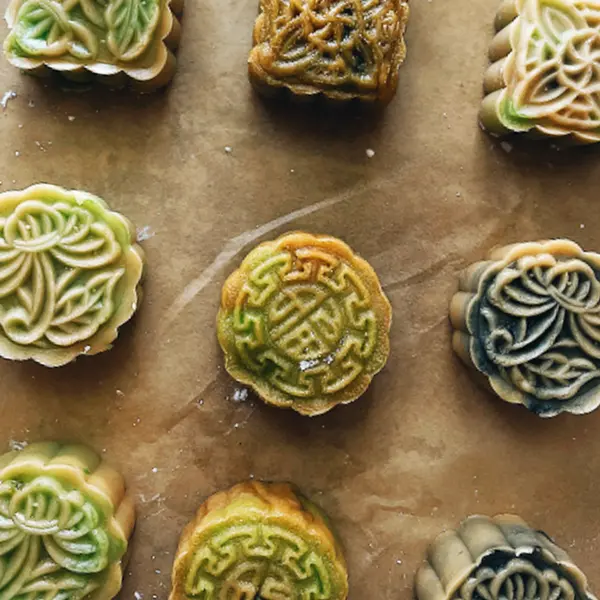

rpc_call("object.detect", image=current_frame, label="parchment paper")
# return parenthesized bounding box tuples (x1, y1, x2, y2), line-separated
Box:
(1, 1, 600, 599)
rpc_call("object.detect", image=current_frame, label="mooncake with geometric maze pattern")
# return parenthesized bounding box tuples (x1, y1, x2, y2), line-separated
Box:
(169, 481, 348, 600)
(217, 232, 392, 416)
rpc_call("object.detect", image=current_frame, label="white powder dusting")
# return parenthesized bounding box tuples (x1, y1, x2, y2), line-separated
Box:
(224, 146, 232, 154)
(232, 388, 248, 403)
(1, 91, 16, 110)
(134, 592, 143, 600)
(136, 226, 155, 242)
(299, 359, 319, 371)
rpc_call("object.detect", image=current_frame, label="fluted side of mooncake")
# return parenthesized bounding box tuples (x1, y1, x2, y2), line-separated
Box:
(169, 481, 348, 600)
(450, 239, 600, 417)
(217, 231, 392, 416)
(416, 515, 596, 600)
(480, 0, 600, 143)
(0, 184, 145, 367)
(248, 0, 410, 103)
(0, 441, 135, 600)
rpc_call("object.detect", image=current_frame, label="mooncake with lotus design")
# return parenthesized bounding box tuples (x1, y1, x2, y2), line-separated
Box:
(450, 239, 600, 417)
(217, 231, 392, 416)
(480, 0, 600, 143)
(248, 0, 410, 103)
(0, 441, 135, 599)
(415, 515, 596, 600)
(169, 481, 348, 600)
(3, 0, 182, 89)
(0, 184, 144, 367)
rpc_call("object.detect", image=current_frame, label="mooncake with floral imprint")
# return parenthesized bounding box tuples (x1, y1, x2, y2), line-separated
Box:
(3, 0, 182, 89)
(248, 0, 410, 103)
(0, 184, 144, 367)
(217, 232, 392, 416)
(450, 239, 600, 417)
(169, 481, 348, 600)
(415, 515, 596, 600)
(0, 441, 135, 600)
(480, 0, 600, 143)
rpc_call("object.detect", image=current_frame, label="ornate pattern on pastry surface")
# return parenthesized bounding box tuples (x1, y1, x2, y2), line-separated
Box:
(169, 481, 348, 600)
(217, 232, 392, 416)
(451, 240, 600, 416)
(0, 184, 144, 367)
(415, 515, 596, 600)
(481, 0, 600, 142)
(249, 0, 410, 102)
(0, 441, 134, 600)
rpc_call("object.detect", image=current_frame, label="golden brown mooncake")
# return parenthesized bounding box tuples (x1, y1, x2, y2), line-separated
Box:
(248, 0, 410, 103)
(3, 0, 182, 89)
(480, 0, 600, 143)
(0, 441, 135, 599)
(217, 231, 392, 416)
(0, 184, 145, 367)
(169, 481, 349, 600)
(450, 239, 600, 417)
(415, 515, 596, 600)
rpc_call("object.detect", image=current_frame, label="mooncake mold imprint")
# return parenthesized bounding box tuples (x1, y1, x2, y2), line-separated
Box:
(450, 239, 600, 417)
(415, 515, 596, 600)
(169, 481, 348, 600)
(217, 232, 392, 416)
(0, 184, 145, 367)
(0, 441, 135, 600)
(3, 0, 183, 89)
(249, 0, 410, 103)
(480, 0, 600, 143)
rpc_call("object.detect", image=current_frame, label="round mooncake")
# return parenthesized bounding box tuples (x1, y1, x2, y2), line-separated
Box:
(169, 481, 348, 600)
(217, 232, 392, 416)
(450, 239, 600, 417)
(416, 515, 596, 600)
(0, 441, 135, 599)
(0, 184, 145, 367)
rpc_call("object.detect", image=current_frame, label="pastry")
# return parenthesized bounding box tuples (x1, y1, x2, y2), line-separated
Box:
(0, 184, 144, 367)
(480, 0, 600, 143)
(217, 231, 392, 416)
(248, 0, 410, 103)
(3, 0, 182, 89)
(415, 515, 596, 600)
(169, 481, 348, 600)
(0, 441, 135, 599)
(450, 239, 600, 417)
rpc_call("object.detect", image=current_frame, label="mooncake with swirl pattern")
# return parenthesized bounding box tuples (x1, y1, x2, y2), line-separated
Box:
(248, 0, 410, 103)
(0, 441, 135, 600)
(415, 515, 596, 600)
(217, 231, 392, 416)
(450, 240, 600, 417)
(480, 0, 600, 143)
(169, 481, 348, 600)
(0, 184, 145, 367)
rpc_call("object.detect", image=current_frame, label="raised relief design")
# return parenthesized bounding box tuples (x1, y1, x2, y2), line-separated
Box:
(415, 515, 596, 600)
(248, 0, 410, 102)
(481, 0, 600, 142)
(217, 232, 392, 416)
(4, 0, 182, 88)
(0, 442, 135, 600)
(169, 481, 348, 600)
(450, 240, 600, 417)
(0, 184, 144, 367)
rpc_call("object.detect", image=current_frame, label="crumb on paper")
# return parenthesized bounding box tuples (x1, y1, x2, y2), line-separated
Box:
(83, 345, 91, 353)
(67, 115, 75, 122)
(151, 467, 158, 473)
(224, 146, 233, 154)
(134, 593, 143, 600)
(396, 559, 402, 565)
(137, 226, 155, 242)
(9, 440, 28, 451)
(290, 168, 295, 173)
(232, 388, 248, 403)
(580, 224, 585, 229)
(366, 148, 375, 158)
(456, 192, 461, 198)
(500, 141, 513, 153)
(116, 389, 125, 397)
(28, 100, 35, 108)
(14, 151, 20, 157)
(1, 91, 17, 110)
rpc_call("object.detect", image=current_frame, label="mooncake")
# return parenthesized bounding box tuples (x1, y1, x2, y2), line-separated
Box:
(217, 232, 392, 416)
(415, 515, 596, 600)
(0, 184, 144, 367)
(480, 0, 600, 143)
(248, 0, 410, 103)
(169, 481, 348, 600)
(0, 441, 135, 599)
(3, 0, 182, 89)
(450, 239, 600, 417)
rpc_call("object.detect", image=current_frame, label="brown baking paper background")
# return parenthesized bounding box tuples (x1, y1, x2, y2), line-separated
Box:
(1, 1, 600, 599)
